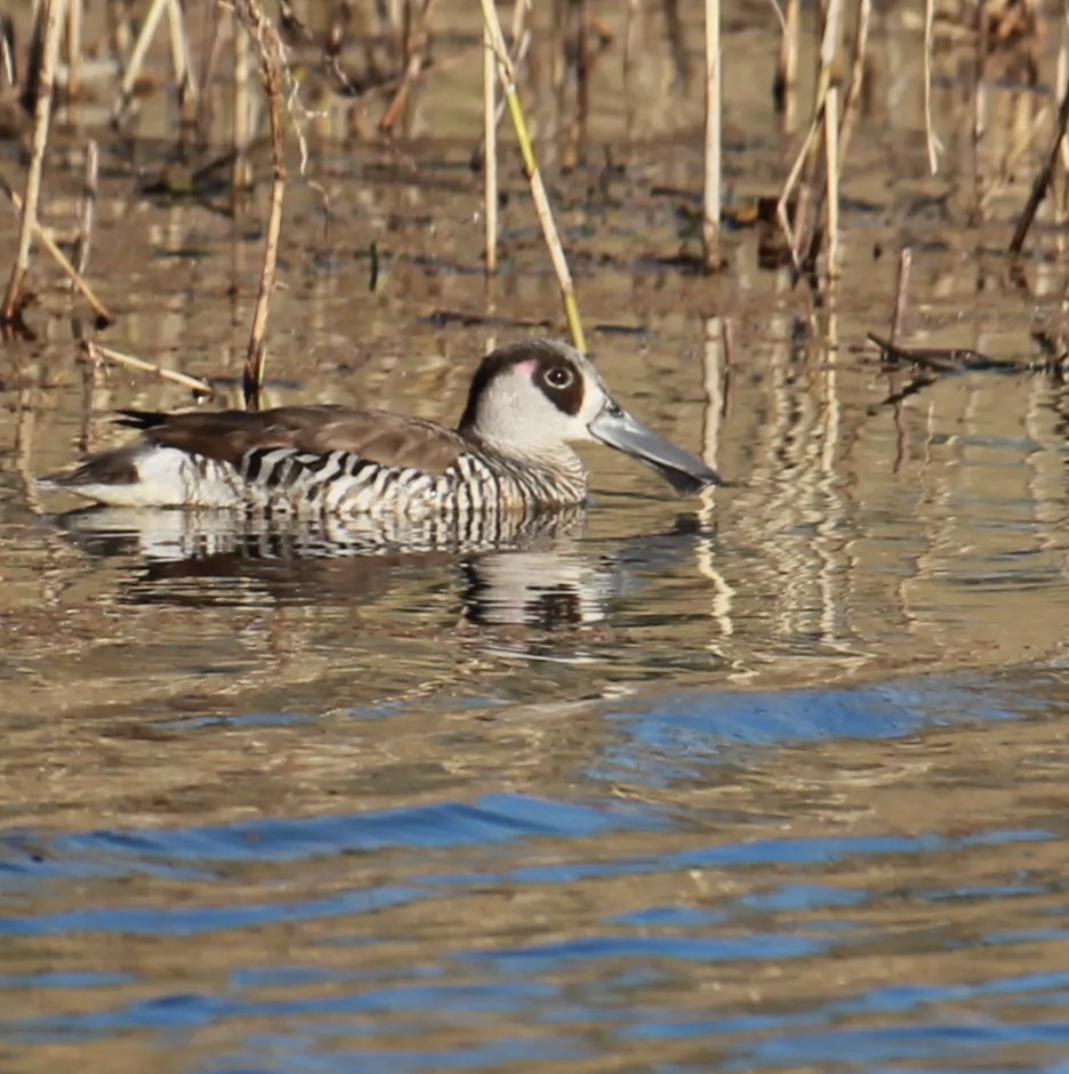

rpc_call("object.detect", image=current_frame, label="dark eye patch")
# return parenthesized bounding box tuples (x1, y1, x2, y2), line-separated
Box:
(535, 359, 584, 415)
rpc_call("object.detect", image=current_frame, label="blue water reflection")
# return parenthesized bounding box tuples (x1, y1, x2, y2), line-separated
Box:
(3, 671, 1069, 1072)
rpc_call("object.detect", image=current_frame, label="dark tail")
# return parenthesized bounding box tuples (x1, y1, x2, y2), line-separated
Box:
(115, 409, 168, 431)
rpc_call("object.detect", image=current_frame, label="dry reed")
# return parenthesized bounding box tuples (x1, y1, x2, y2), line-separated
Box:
(479, 0, 587, 353)
(72, 140, 98, 277)
(1009, 75, 1069, 257)
(232, 8, 252, 194)
(2, 0, 67, 325)
(0, 175, 113, 325)
(483, 25, 498, 275)
(87, 342, 213, 395)
(890, 247, 912, 344)
(702, 0, 721, 274)
(111, 0, 169, 126)
(232, 0, 288, 411)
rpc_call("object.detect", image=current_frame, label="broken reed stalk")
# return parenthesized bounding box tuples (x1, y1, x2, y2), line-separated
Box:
(973, 0, 988, 212)
(836, 0, 871, 170)
(702, 0, 721, 274)
(922, 0, 941, 173)
(88, 342, 214, 395)
(623, 0, 640, 84)
(66, 0, 81, 112)
(890, 247, 912, 344)
(232, 8, 251, 194)
(478, 0, 586, 354)
(824, 83, 840, 278)
(380, 0, 437, 134)
(776, 0, 800, 131)
(72, 140, 98, 276)
(777, 0, 849, 281)
(164, 0, 196, 112)
(820, 0, 844, 279)
(483, 26, 498, 274)
(0, 173, 113, 324)
(1009, 73, 1069, 258)
(2, 0, 66, 325)
(821, 0, 844, 279)
(196, 3, 226, 148)
(233, 0, 287, 410)
(111, 0, 169, 126)
(0, 14, 15, 88)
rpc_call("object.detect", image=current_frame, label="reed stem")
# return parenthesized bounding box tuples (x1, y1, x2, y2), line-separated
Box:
(702, 0, 721, 274)
(2, 0, 67, 325)
(233, 0, 287, 410)
(111, 0, 169, 126)
(483, 26, 498, 275)
(0, 172, 113, 324)
(89, 342, 213, 395)
(479, 0, 586, 354)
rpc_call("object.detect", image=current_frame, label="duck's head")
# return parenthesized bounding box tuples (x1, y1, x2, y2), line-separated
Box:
(457, 338, 722, 494)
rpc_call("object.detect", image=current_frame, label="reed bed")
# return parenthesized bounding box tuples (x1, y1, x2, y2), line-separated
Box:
(0, 0, 1063, 392)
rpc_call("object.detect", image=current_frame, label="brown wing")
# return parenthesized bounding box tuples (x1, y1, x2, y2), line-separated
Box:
(118, 405, 470, 475)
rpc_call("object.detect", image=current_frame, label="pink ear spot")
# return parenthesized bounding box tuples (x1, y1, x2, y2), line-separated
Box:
(514, 358, 539, 377)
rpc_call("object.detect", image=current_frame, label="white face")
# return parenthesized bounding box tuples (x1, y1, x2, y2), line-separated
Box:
(464, 338, 722, 493)
(472, 344, 609, 454)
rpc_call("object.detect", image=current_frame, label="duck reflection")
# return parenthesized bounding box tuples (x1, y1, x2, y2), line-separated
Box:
(52, 504, 636, 627)
(53, 506, 709, 628)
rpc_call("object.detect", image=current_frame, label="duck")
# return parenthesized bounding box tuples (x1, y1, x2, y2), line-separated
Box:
(44, 338, 721, 517)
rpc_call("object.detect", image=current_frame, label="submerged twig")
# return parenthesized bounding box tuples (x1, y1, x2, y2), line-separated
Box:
(2, 0, 67, 325)
(479, 0, 586, 353)
(868, 333, 1021, 374)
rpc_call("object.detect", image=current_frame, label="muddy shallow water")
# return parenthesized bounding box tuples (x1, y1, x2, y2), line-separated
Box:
(5, 1, 1069, 1071)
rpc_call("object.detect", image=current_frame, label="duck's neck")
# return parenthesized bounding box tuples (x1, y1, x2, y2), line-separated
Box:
(463, 431, 589, 502)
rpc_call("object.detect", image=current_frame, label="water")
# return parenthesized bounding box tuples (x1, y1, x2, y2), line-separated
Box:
(6, 0, 1069, 1070)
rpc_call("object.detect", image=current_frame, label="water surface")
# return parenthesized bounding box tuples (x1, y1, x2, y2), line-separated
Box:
(4, 1, 1069, 1071)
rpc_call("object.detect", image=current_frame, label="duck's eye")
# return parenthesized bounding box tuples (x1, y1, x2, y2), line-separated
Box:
(544, 365, 575, 390)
